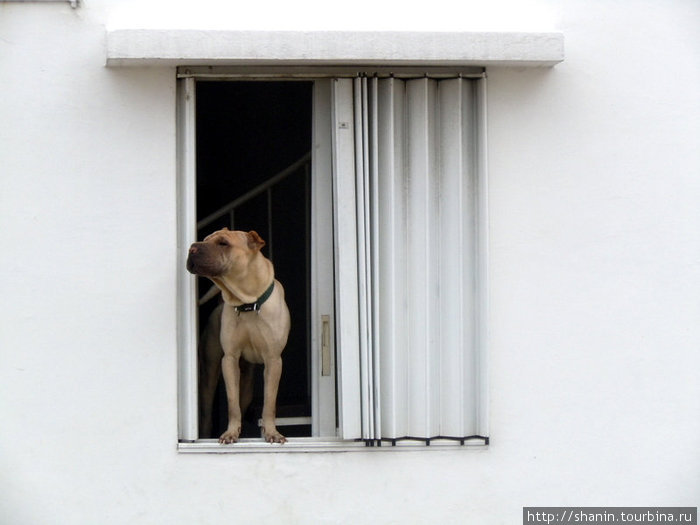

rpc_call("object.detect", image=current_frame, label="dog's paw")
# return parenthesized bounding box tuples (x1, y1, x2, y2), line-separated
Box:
(263, 428, 287, 444)
(218, 428, 241, 444)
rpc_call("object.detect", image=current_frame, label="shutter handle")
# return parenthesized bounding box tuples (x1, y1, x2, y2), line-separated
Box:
(321, 315, 331, 376)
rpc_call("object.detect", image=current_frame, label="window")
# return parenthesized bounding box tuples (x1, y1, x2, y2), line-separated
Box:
(177, 68, 489, 451)
(194, 81, 316, 440)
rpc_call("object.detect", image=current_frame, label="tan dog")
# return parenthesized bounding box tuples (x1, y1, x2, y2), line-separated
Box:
(197, 301, 224, 439)
(187, 229, 290, 444)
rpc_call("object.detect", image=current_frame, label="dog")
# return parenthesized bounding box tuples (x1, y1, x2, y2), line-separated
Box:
(187, 228, 291, 444)
(197, 301, 224, 439)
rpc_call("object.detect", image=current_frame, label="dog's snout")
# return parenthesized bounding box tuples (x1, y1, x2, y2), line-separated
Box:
(186, 244, 202, 274)
(186, 242, 222, 277)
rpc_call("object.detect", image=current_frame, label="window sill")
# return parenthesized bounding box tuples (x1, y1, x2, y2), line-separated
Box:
(178, 436, 489, 453)
(106, 30, 564, 68)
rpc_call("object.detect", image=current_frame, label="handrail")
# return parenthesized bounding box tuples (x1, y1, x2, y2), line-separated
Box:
(197, 151, 311, 230)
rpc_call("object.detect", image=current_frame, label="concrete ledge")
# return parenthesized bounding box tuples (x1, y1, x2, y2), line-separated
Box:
(106, 30, 564, 67)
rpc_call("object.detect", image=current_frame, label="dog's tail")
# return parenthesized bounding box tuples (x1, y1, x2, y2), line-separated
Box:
(198, 284, 221, 306)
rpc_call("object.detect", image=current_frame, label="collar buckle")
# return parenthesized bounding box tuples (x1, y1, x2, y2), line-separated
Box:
(234, 282, 274, 315)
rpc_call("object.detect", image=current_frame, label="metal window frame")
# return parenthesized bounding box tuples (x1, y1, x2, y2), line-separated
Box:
(176, 67, 489, 452)
(176, 75, 339, 445)
(177, 77, 199, 443)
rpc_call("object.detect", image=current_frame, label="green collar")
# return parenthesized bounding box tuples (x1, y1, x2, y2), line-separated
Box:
(234, 281, 275, 314)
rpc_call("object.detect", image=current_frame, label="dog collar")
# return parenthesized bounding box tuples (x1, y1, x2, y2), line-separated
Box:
(234, 281, 275, 314)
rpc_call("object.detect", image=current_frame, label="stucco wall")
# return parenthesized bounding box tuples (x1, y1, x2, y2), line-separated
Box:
(1, 1, 698, 523)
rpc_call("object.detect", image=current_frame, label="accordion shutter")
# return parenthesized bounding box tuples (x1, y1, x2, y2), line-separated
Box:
(332, 75, 488, 444)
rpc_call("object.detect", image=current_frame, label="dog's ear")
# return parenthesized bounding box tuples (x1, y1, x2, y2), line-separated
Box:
(246, 230, 266, 251)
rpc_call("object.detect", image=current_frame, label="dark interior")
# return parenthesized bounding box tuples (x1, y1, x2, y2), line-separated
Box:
(195, 80, 313, 439)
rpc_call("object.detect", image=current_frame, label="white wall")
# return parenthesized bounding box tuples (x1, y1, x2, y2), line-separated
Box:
(1, 1, 698, 523)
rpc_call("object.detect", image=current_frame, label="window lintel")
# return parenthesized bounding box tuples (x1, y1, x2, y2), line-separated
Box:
(106, 30, 564, 68)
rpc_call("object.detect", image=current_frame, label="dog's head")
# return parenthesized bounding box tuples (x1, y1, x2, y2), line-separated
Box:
(186, 228, 266, 278)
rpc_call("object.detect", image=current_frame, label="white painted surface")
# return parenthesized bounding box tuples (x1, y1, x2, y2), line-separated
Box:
(1, 1, 699, 524)
(105, 30, 565, 67)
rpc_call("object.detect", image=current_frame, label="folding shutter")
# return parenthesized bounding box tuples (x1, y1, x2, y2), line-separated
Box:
(331, 78, 364, 439)
(332, 75, 488, 445)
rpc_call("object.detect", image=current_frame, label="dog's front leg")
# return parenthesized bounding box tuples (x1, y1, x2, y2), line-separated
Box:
(219, 353, 242, 444)
(261, 356, 286, 444)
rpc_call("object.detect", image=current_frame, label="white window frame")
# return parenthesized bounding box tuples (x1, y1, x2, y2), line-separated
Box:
(176, 75, 341, 448)
(176, 67, 489, 452)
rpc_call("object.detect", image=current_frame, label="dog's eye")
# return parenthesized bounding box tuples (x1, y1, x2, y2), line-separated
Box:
(217, 240, 229, 247)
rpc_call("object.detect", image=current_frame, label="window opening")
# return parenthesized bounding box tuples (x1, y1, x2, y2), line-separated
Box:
(195, 81, 313, 439)
(177, 71, 489, 450)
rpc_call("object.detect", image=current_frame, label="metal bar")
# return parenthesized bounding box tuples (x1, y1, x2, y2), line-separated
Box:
(304, 163, 312, 395)
(197, 151, 311, 230)
(177, 66, 486, 80)
(266, 188, 273, 262)
(475, 73, 490, 440)
(176, 77, 199, 442)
